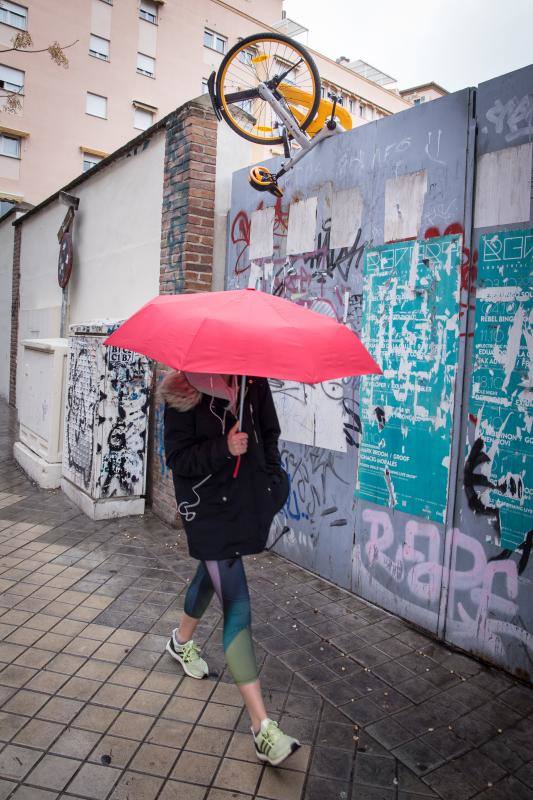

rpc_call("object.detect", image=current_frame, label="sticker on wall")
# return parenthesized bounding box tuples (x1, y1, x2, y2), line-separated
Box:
(330, 187, 364, 250)
(474, 143, 532, 229)
(247, 262, 263, 289)
(384, 170, 427, 243)
(249, 206, 275, 260)
(356, 234, 463, 523)
(270, 378, 347, 453)
(467, 228, 532, 550)
(286, 197, 318, 255)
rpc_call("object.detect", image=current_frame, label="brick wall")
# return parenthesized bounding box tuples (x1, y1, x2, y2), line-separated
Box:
(9, 223, 21, 407)
(151, 98, 218, 525)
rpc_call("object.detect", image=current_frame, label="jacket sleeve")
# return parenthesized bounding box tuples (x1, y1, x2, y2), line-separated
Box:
(257, 379, 283, 475)
(164, 405, 231, 478)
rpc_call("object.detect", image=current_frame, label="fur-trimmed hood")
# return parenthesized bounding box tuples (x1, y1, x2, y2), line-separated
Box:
(158, 371, 202, 412)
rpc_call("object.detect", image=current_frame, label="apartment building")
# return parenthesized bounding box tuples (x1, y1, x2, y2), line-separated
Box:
(0, 0, 411, 208)
(400, 82, 448, 105)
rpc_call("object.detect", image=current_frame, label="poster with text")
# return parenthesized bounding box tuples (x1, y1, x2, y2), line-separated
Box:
(469, 229, 532, 550)
(356, 235, 462, 523)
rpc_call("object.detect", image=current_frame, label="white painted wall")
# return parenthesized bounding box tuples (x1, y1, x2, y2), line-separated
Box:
(213, 121, 257, 291)
(16, 131, 165, 408)
(0, 212, 15, 401)
(69, 134, 164, 322)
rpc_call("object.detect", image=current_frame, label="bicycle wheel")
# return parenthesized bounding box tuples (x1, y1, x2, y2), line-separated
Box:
(216, 32, 321, 146)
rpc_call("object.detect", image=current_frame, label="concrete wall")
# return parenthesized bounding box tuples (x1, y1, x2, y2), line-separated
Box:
(225, 65, 533, 680)
(15, 129, 165, 406)
(0, 211, 15, 401)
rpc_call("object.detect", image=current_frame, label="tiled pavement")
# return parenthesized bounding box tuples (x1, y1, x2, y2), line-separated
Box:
(0, 400, 532, 800)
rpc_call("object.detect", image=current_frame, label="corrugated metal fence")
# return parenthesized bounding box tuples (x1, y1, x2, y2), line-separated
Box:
(225, 66, 532, 680)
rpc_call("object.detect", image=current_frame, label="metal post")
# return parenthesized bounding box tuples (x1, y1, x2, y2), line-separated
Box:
(60, 285, 69, 338)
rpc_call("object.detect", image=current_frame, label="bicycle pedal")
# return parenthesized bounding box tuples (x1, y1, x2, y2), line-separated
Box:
(249, 166, 283, 197)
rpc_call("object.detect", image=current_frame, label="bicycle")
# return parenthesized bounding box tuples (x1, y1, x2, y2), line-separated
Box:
(207, 32, 352, 197)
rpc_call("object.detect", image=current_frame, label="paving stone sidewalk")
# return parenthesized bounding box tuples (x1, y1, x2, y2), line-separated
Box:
(0, 398, 532, 800)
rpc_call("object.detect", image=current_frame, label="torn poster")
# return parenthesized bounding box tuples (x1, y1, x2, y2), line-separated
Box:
(469, 229, 532, 550)
(356, 235, 462, 523)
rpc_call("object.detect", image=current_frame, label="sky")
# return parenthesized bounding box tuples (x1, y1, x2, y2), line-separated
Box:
(282, 0, 533, 92)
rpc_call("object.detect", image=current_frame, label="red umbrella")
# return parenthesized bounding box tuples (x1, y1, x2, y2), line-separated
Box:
(104, 289, 381, 383)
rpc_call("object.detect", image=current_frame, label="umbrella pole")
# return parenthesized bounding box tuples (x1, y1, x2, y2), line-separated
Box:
(238, 375, 246, 430)
(233, 375, 247, 479)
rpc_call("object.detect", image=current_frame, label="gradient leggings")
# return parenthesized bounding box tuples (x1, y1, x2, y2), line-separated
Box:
(184, 558, 258, 686)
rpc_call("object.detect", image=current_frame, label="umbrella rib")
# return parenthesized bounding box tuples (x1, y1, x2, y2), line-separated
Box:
(263, 295, 323, 340)
(181, 315, 211, 371)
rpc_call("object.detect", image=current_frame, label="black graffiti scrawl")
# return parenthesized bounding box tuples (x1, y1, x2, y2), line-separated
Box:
(64, 333, 152, 500)
(96, 347, 151, 499)
(65, 346, 98, 488)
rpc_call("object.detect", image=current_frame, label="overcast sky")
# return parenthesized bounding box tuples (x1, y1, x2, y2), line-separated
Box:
(283, 0, 532, 92)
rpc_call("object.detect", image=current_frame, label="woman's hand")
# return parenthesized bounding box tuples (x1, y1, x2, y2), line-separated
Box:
(227, 422, 248, 457)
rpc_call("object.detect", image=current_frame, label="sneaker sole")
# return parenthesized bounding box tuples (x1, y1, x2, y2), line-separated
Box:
(165, 639, 207, 680)
(255, 741, 300, 767)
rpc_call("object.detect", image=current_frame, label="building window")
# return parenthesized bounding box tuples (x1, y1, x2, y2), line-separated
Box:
(86, 92, 107, 118)
(82, 151, 103, 172)
(0, 63, 24, 92)
(320, 85, 326, 99)
(201, 78, 209, 94)
(0, 132, 21, 158)
(0, 198, 15, 216)
(273, 57, 297, 85)
(133, 106, 153, 130)
(238, 48, 256, 66)
(413, 97, 421, 105)
(139, 0, 157, 24)
(89, 34, 110, 61)
(0, 1, 27, 30)
(137, 52, 155, 78)
(203, 28, 226, 54)
(348, 97, 355, 114)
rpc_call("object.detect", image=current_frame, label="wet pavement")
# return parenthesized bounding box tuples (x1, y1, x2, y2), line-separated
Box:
(0, 397, 532, 800)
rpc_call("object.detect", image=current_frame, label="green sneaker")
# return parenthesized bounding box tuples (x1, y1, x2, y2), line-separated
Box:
(253, 718, 300, 766)
(166, 632, 209, 679)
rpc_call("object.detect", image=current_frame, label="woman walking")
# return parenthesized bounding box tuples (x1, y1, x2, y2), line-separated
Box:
(161, 370, 300, 766)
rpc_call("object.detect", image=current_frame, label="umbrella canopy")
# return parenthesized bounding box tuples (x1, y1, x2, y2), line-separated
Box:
(104, 289, 381, 383)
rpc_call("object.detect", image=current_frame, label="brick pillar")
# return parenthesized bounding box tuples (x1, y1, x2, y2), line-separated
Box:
(151, 98, 218, 525)
(9, 222, 21, 407)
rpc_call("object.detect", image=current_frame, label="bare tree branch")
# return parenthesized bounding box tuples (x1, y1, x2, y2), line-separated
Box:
(0, 34, 78, 112)
(0, 33, 79, 68)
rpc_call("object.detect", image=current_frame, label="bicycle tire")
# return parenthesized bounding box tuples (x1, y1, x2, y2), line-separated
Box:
(215, 32, 321, 146)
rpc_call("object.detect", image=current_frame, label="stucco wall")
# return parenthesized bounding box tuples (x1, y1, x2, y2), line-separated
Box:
(213, 122, 258, 291)
(16, 130, 165, 406)
(0, 213, 15, 401)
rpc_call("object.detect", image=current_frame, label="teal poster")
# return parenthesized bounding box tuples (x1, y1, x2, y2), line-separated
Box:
(356, 235, 462, 523)
(469, 229, 532, 550)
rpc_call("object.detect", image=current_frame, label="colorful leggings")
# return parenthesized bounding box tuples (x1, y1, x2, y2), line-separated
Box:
(184, 558, 258, 686)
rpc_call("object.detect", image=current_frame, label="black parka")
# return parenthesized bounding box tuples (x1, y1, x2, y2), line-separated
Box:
(162, 371, 289, 561)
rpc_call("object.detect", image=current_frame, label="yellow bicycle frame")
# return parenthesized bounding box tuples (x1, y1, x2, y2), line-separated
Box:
(278, 83, 353, 136)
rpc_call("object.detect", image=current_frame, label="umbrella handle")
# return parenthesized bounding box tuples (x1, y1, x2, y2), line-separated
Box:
(233, 375, 247, 479)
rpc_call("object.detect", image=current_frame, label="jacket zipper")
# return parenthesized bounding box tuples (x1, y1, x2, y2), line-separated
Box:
(249, 402, 259, 444)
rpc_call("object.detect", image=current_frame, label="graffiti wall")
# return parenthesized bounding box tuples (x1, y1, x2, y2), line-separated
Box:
(226, 65, 533, 679)
(357, 235, 462, 523)
(444, 66, 533, 677)
(63, 324, 152, 506)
